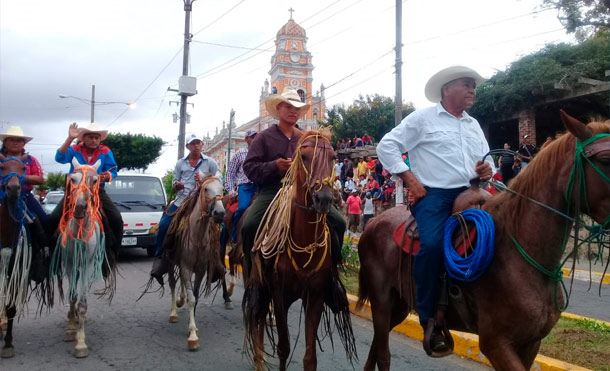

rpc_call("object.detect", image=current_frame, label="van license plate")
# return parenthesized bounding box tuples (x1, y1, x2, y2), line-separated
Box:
(122, 237, 137, 246)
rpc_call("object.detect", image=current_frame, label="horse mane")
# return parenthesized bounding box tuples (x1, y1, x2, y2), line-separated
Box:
(486, 119, 610, 227)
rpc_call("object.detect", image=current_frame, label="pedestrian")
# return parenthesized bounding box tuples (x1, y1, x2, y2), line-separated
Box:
(50, 122, 124, 262)
(334, 158, 343, 180)
(374, 159, 384, 185)
(0, 126, 48, 227)
(376, 66, 494, 354)
(345, 189, 361, 233)
(518, 135, 536, 167)
(362, 191, 375, 227)
(357, 157, 368, 179)
(150, 133, 222, 284)
(498, 142, 515, 185)
(343, 175, 355, 200)
(512, 158, 522, 176)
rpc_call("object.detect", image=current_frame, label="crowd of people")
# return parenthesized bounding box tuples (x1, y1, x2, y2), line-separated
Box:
(335, 133, 373, 150)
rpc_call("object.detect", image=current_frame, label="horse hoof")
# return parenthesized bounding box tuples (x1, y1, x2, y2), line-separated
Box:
(1, 347, 15, 358)
(64, 331, 77, 342)
(227, 282, 235, 297)
(74, 346, 89, 358)
(187, 339, 199, 351)
(224, 301, 234, 310)
(169, 315, 179, 323)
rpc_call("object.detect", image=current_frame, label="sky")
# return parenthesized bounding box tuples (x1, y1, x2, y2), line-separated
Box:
(0, 0, 574, 177)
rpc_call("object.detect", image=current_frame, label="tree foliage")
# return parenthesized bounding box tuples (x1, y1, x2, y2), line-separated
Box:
(543, 0, 610, 40)
(37, 171, 66, 191)
(102, 133, 164, 171)
(470, 31, 609, 124)
(162, 169, 175, 201)
(324, 94, 415, 145)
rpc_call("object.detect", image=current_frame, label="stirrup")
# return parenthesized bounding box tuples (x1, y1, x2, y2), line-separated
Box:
(423, 318, 454, 358)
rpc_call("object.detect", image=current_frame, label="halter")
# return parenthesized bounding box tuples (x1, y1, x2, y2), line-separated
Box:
(197, 176, 223, 218)
(0, 157, 26, 201)
(59, 165, 103, 246)
(294, 134, 336, 211)
(490, 133, 610, 311)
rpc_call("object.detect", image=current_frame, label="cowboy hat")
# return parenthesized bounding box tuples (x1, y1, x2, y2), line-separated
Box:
(424, 66, 485, 103)
(0, 126, 33, 143)
(77, 122, 108, 141)
(264, 88, 310, 120)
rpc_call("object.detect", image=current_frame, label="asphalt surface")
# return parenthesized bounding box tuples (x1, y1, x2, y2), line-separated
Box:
(1, 248, 489, 371)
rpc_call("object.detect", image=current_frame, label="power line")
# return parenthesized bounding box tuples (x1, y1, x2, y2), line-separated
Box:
(190, 40, 273, 52)
(191, 0, 247, 37)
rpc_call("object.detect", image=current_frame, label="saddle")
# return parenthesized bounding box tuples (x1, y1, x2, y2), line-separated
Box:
(392, 179, 492, 358)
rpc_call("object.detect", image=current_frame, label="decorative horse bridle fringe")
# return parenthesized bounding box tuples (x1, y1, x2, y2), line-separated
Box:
(254, 130, 334, 272)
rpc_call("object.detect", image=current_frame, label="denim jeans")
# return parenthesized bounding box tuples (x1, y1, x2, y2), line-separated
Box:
(231, 183, 257, 242)
(155, 204, 178, 256)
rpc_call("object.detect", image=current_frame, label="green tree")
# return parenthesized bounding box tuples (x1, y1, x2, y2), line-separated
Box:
(162, 169, 175, 202)
(470, 31, 610, 123)
(102, 133, 164, 172)
(325, 94, 415, 145)
(543, 0, 610, 40)
(36, 171, 67, 191)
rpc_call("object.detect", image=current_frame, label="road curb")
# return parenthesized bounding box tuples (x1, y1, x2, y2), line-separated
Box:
(346, 294, 592, 371)
(561, 267, 609, 285)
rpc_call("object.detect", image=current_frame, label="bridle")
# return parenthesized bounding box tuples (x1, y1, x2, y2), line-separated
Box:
(198, 176, 223, 218)
(293, 134, 335, 212)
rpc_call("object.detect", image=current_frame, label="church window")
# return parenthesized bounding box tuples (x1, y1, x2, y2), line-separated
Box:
(297, 89, 305, 103)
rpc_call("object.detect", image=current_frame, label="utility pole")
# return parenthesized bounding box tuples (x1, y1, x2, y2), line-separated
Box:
(226, 109, 235, 173)
(394, 0, 404, 205)
(178, 0, 195, 158)
(90, 84, 96, 123)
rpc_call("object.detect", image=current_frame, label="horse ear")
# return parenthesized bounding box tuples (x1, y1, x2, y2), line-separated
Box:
(91, 159, 102, 171)
(320, 127, 332, 141)
(71, 157, 82, 169)
(560, 110, 592, 142)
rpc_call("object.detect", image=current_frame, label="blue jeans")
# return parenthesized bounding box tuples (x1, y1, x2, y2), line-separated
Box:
(411, 187, 466, 328)
(231, 183, 257, 242)
(155, 204, 178, 256)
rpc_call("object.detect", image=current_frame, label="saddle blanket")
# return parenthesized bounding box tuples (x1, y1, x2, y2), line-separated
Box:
(393, 221, 476, 257)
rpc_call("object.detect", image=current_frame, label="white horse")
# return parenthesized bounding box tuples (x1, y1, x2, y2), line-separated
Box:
(165, 176, 225, 350)
(50, 158, 112, 358)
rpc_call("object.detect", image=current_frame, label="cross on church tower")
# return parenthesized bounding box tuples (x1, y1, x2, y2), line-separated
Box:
(288, 7, 294, 19)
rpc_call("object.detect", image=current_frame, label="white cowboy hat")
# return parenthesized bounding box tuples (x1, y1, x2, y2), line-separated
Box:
(77, 122, 108, 141)
(0, 126, 33, 143)
(424, 66, 485, 103)
(264, 88, 310, 120)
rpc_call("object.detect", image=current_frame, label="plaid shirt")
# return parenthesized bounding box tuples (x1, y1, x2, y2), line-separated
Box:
(225, 148, 252, 194)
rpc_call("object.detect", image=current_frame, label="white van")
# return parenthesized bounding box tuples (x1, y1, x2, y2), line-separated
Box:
(105, 174, 167, 257)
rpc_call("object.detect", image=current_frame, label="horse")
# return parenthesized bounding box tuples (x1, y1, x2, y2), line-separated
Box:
(218, 194, 247, 309)
(49, 158, 116, 358)
(243, 129, 356, 371)
(165, 175, 226, 350)
(0, 154, 52, 358)
(357, 110, 610, 371)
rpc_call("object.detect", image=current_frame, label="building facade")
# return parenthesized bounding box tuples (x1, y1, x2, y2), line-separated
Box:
(204, 16, 326, 171)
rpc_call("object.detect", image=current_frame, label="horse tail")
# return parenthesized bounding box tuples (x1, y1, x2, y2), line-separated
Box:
(356, 226, 372, 312)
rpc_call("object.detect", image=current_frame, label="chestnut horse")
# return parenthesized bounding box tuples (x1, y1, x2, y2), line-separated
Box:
(165, 176, 225, 350)
(357, 111, 610, 371)
(243, 129, 356, 371)
(50, 159, 117, 358)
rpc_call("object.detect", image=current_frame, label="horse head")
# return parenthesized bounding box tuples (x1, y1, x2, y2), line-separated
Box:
(295, 128, 335, 214)
(199, 176, 225, 223)
(560, 110, 610, 227)
(69, 158, 101, 219)
(0, 154, 28, 201)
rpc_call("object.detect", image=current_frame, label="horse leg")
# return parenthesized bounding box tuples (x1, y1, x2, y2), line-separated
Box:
(184, 273, 199, 351)
(1, 306, 16, 358)
(64, 301, 78, 342)
(517, 340, 542, 370)
(251, 298, 268, 371)
(273, 293, 291, 371)
(226, 270, 236, 297)
(478, 334, 530, 371)
(168, 268, 179, 323)
(303, 294, 325, 371)
(0, 310, 7, 331)
(221, 276, 233, 309)
(177, 280, 186, 308)
(364, 292, 395, 371)
(74, 297, 88, 358)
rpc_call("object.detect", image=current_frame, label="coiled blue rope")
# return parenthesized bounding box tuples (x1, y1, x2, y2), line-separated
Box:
(444, 208, 495, 282)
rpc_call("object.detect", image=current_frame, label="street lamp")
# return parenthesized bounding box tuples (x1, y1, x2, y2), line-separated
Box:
(59, 84, 135, 123)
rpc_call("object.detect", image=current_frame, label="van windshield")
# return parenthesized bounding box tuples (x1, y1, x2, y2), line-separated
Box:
(105, 176, 166, 207)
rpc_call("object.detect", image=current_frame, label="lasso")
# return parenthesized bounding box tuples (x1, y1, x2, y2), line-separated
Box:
(254, 130, 334, 272)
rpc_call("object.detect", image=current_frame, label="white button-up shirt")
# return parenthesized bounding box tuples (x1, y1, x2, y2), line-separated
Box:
(377, 103, 494, 189)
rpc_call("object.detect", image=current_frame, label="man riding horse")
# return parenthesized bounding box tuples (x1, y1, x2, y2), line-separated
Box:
(376, 66, 495, 354)
(241, 88, 347, 311)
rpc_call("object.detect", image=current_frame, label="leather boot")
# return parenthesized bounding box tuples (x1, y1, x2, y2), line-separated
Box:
(150, 255, 169, 285)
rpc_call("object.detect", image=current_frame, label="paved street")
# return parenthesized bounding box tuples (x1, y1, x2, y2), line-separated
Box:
(1, 248, 489, 371)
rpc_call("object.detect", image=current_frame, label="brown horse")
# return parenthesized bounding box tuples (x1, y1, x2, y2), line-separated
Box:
(243, 129, 356, 371)
(165, 176, 225, 350)
(357, 111, 610, 371)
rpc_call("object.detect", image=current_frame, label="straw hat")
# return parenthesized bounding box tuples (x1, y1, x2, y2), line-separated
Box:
(78, 123, 108, 141)
(264, 89, 310, 120)
(0, 126, 33, 143)
(424, 66, 485, 103)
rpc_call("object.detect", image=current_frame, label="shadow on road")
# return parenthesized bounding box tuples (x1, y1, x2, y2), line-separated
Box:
(117, 247, 152, 263)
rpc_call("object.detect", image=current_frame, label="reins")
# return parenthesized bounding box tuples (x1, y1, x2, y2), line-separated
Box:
(485, 133, 610, 311)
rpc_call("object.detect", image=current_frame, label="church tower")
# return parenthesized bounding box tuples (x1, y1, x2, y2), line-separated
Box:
(259, 11, 325, 130)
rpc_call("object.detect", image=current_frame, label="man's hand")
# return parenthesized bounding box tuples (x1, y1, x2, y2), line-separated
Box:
(475, 160, 492, 181)
(99, 172, 111, 183)
(68, 122, 79, 140)
(400, 171, 426, 205)
(276, 158, 292, 172)
(173, 181, 185, 191)
(228, 193, 238, 204)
